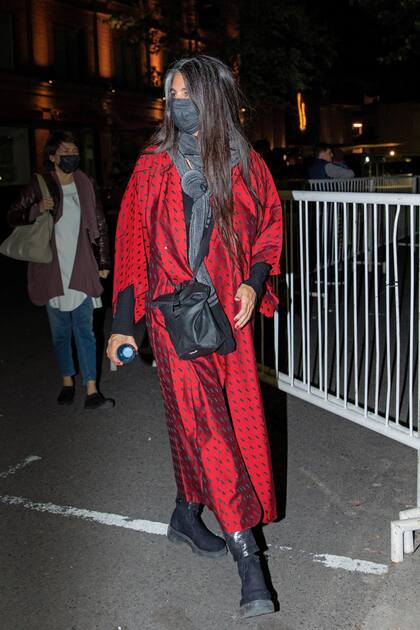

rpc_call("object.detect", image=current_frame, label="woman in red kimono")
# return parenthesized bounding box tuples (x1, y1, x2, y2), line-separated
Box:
(107, 56, 282, 619)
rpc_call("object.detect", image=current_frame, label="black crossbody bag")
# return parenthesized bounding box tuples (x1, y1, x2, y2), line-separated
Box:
(152, 237, 224, 360)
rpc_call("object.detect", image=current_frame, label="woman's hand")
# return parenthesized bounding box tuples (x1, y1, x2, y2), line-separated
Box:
(234, 283, 257, 329)
(99, 269, 110, 279)
(39, 197, 55, 213)
(107, 334, 138, 366)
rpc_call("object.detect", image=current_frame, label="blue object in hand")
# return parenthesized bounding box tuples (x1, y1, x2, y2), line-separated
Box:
(117, 343, 137, 364)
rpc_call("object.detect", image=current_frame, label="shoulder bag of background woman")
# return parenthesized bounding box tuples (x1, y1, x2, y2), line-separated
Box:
(152, 237, 224, 360)
(0, 173, 54, 263)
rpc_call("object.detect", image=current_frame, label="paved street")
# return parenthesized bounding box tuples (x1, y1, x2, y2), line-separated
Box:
(1, 259, 419, 630)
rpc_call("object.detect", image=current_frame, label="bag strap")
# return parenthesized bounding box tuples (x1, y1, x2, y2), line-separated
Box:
(173, 227, 212, 291)
(35, 173, 52, 199)
(191, 216, 213, 278)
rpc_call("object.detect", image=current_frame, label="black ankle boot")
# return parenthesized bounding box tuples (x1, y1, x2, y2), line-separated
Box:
(167, 498, 227, 559)
(224, 529, 275, 619)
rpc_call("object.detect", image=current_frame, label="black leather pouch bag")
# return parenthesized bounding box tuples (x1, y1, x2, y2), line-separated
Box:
(152, 280, 224, 360)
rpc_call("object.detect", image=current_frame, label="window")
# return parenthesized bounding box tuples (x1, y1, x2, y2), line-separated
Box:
(0, 12, 15, 70)
(166, 2, 183, 25)
(113, 38, 138, 90)
(0, 127, 31, 187)
(54, 24, 86, 81)
(197, 1, 220, 30)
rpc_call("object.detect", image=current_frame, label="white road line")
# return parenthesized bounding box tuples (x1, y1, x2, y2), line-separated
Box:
(0, 495, 168, 536)
(0, 455, 42, 479)
(269, 544, 388, 575)
(312, 553, 388, 575)
(0, 494, 389, 575)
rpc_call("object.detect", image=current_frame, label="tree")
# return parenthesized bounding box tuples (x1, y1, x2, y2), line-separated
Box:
(354, 0, 420, 65)
(229, 0, 336, 107)
(106, 0, 185, 86)
(107, 1, 336, 107)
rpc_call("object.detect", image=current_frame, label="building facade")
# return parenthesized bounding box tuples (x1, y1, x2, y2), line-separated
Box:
(0, 0, 173, 209)
(1, 0, 417, 205)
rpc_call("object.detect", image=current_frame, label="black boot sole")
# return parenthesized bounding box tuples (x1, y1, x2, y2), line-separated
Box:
(240, 599, 275, 618)
(167, 525, 227, 559)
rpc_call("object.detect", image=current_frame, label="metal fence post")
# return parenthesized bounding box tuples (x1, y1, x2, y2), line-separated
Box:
(417, 449, 420, 509)
(418, 208, 420, 507)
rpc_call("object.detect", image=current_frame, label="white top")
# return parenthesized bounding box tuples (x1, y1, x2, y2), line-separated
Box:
(49, 182, 102, 312)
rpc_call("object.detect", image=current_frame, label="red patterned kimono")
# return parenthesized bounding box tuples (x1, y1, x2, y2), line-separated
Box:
(113, 148, 283, 532)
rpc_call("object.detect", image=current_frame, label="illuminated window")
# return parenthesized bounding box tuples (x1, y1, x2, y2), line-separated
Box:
(352, 122, 363, 136)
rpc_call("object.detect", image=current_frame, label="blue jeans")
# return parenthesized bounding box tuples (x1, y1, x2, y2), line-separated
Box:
(47, 298, 97, 384)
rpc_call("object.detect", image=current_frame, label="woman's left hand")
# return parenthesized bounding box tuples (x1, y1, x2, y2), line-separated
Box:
(234, 283, 257, 329)
(99, 269, 110, 279)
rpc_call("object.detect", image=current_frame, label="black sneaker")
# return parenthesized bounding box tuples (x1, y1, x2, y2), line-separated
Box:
(84, 393, 115, 410)
(57, 386, 75, 405)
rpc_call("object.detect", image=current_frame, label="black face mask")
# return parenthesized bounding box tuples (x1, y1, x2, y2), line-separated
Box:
(58, 155, 80, 173)
(170, 98, 200, 135)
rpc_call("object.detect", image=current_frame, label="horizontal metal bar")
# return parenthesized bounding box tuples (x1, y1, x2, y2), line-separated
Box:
(290, 191, 420, 204)
(257, 370, 420, 451)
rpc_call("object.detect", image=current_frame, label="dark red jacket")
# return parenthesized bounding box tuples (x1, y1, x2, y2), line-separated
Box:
(7, 170, 110, 306)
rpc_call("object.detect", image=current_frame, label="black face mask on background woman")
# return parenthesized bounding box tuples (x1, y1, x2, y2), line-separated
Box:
(58, 155, 80, 174)
(170, 98, 200, 135)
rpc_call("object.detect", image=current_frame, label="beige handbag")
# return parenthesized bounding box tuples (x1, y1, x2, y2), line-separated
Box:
(0, 173, 54, 263)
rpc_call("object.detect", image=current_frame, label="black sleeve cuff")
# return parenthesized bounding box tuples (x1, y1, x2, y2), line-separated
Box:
(243, 262, 271, 299)
(112, 285, 135, 336)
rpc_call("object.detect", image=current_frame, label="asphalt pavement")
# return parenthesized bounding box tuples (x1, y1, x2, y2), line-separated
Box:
(1, 259, 419, 630)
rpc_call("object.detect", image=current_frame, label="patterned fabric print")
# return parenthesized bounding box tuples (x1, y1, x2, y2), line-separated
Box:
(224, 324, 277, 524)
(113, 157, 156, 321)
(146, 300, 262, 533)
(114, 148, 283, 532)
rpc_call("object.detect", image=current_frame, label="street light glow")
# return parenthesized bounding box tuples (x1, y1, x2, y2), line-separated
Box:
(297, 92, 307, 131)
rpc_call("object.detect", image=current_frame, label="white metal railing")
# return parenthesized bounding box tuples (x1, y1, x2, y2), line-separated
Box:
(257, 191, 420, 560)
(308, 175, 419, 193)
(278, 175, 420, 194)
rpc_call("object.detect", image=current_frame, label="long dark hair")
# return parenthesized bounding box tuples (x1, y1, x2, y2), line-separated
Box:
(147, 55, 257, 263)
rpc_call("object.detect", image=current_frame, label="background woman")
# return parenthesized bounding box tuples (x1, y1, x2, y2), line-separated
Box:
(108, 56, 282, 618)
(8, 131, 113, 410)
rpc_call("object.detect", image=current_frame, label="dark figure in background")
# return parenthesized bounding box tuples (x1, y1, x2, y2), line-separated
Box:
(107, 56, 283, 618)
(333, 147, 355, 174)
(254, 138, 273, 170)
(308, 142, 355, 179)
(7, 131, 114, 410)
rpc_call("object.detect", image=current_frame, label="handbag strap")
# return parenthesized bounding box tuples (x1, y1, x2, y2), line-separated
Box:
(191, 214, 213, 278)
(173, 232, 210, 292)
(35, 173, 52, 199)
